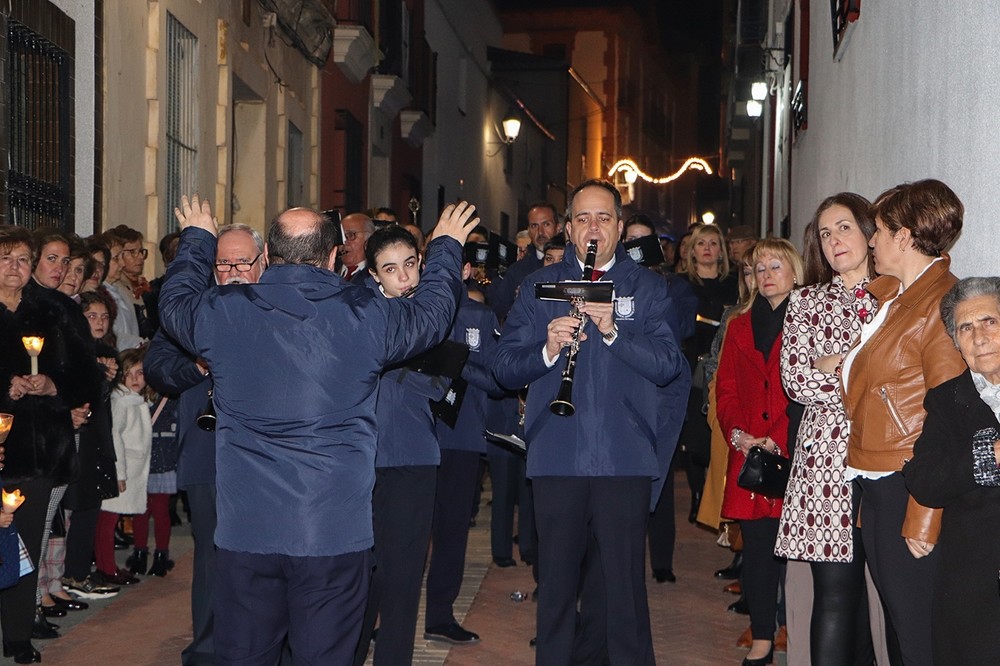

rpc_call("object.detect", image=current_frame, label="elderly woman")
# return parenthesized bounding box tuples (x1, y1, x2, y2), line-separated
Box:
(778, 193, 877, 665)
(903, 277, 1000, 664)
(0, 225, 101, 663)
(717, 238, 803, 666)
(841, 179, 966, 666)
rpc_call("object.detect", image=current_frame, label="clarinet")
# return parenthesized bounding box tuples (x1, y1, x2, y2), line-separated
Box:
(550, 239, 599, 416)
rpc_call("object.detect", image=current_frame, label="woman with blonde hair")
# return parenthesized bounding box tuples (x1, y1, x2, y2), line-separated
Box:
(716, 238, 803, 665)
(681, 224, 740, 521)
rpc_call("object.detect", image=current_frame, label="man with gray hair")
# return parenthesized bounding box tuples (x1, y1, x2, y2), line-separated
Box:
(144, 221, 266, 666)
(340, 212, 376, 282)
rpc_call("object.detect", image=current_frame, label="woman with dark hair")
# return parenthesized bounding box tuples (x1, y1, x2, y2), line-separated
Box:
(30, 229, 70, 291)
(0, 225, 101, 663)
(777, 193, 878, 665)
(353, 226, 447, 665)
(717, 239, 804, 665)
(842, 179, 967, 665)
(903, 277, 1000, 664)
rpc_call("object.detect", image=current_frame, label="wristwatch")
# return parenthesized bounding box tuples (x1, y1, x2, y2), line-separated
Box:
(602, 324, 618, 344)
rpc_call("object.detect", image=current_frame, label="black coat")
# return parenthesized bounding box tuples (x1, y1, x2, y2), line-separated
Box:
(903, 369, 1000, 664)
(0, 281, 102, 486)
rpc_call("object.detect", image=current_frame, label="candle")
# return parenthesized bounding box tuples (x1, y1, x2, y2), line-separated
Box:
(21, 336, 44, 375)
(2, 489, 24, 513)
(0, 414, 11, 444)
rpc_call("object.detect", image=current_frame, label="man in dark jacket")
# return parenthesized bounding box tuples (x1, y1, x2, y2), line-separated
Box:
(491, 201, 563, 319)
(144, 222, 265, 666)
(159, 196, 479, 665)
(494, 180, 685, 665)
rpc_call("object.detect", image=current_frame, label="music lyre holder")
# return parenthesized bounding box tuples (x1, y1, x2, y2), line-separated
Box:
(534, 281, 614, 304)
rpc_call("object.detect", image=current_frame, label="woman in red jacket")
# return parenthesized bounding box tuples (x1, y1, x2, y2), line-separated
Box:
(717, 238, 803, 666)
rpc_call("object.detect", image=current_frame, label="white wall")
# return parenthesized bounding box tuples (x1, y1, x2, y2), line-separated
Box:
(51, 0, 96, 235)
(790, 0, 1000, 277)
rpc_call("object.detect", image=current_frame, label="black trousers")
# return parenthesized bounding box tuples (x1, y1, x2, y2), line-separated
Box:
(0, 477, 54, 643)
(425, 449, 481, 629)
(182, 483, 218, 666)
(855, 474, 939, 666)
(740, 517, 786, 640)
(647, 461, 677, 571)
(810, 553, 872, 666)
(354, 465, 436, 666)
(214, 547, 371, 666)
(533, 476, 653, 666)
(487, 451, 535, 563)
(63, 505, 99, 581)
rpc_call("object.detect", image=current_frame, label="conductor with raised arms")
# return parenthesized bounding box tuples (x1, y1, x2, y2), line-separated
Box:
(159, 195, 479, 666)
(494, 180, 685, 665)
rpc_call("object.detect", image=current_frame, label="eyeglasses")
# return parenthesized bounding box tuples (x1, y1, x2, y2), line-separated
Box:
(215, 254, 262, 273)
(344, 231, 369, 242)
(121, 248, 148, 259)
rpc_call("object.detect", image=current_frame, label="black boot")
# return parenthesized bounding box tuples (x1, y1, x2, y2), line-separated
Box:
(31, 607, 59, 640)
(147, 550, 175, 577)
(126, 548, 149, 576)
(688, 491, 702, 523)
(114, 523, 133, 550)
(3, 640, 41, 663)
(715, 551, 743, 579)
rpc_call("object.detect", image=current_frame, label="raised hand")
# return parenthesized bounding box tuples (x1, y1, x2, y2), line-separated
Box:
(174, 194, 219, 236)
(428, 201, 480, 246)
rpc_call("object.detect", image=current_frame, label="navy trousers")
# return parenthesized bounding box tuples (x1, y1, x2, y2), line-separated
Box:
(182, 483, 217, 666)
(354, 465, 436, 666)
(425, 449, 481, 629)
(214, 547, 372, 666)
(533, 476, 653, 666)
(487, 449, 535, 563)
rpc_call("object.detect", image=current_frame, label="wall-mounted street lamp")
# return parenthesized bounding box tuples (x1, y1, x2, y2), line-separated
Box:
(501, 113, 521, 144)
(751, 81, 768, 102)
(746, 100, 763, 118)
(701, 211, 716, 225)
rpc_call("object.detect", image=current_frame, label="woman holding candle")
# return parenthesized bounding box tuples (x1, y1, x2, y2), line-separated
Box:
(0, 225, 101, 663)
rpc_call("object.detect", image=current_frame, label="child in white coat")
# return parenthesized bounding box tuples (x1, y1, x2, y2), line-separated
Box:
(94, 348, 151, 587)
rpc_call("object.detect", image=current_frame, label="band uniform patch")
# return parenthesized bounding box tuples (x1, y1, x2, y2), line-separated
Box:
(615, 296, 635, 319)
(466, 327, 481, 350)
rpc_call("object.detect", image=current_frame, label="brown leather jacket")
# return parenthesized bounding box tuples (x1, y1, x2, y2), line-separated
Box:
(843, 255, 966, 543)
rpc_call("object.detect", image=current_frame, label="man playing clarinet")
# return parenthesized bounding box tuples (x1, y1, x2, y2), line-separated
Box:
(494, 179, 686, 665)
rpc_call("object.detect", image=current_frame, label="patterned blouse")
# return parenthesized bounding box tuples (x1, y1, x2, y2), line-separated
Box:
(775, 276, 877, 562)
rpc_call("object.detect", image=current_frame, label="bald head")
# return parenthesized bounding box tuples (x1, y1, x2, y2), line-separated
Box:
(265, 207, 340, 268)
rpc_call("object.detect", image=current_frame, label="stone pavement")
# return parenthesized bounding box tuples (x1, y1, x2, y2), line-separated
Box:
(17, 470, 784, 665)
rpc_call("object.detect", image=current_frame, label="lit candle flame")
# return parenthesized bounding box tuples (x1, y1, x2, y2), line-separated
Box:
(2, 489, 25, 513)
(21, 336, 44, 375)
(0, 414, 10, 445)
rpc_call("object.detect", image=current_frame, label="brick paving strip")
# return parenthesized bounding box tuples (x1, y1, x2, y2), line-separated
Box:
(27, 473, 785, 666)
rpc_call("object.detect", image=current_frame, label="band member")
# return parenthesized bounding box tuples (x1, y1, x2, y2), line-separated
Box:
(494, 179, 685, 665)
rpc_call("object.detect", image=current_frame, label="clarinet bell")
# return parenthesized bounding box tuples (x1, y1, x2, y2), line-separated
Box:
(197, 389, 216, 432)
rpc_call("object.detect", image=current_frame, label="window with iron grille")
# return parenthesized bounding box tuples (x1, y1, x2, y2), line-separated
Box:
(6, 19, 73, 231)
(164, 13, 198, 232)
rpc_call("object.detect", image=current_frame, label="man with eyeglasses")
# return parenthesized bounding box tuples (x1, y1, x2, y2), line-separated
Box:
(145, 221, 266, 666)
(340, 213, 375, 283)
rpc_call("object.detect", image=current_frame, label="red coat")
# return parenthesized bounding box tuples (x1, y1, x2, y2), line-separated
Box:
(716, 310, 789, 521)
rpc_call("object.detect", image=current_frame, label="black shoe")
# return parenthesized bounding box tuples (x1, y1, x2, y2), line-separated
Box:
(652, 568, 676, 583)
(52, 596, 89, 611)
(3, 641, 41, 664)
(39, 603, 67, 618)
(31, 609, 60, 639)
(728, 596, 749, 615)
(529, 636, 537, 648)
(742, 647, 774, 666)
(147, 550, 175, 577)
(113, 524, 133, 550)
(688, 491, 702, 523)
(424, 622, 480, 645)
(493, 557, 517, 568)
(715, 552, 743, 579)
(126, 547, 149, 576)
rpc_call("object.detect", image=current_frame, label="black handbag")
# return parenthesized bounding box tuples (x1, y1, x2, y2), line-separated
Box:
(737, 446, 790, 498)
(94, 453, 119, 500)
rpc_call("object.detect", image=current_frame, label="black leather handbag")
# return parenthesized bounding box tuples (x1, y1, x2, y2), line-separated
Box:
(737, 446, 790, 498)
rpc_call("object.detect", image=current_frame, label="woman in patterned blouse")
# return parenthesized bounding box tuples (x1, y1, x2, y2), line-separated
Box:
(777, 193, 877, 666)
